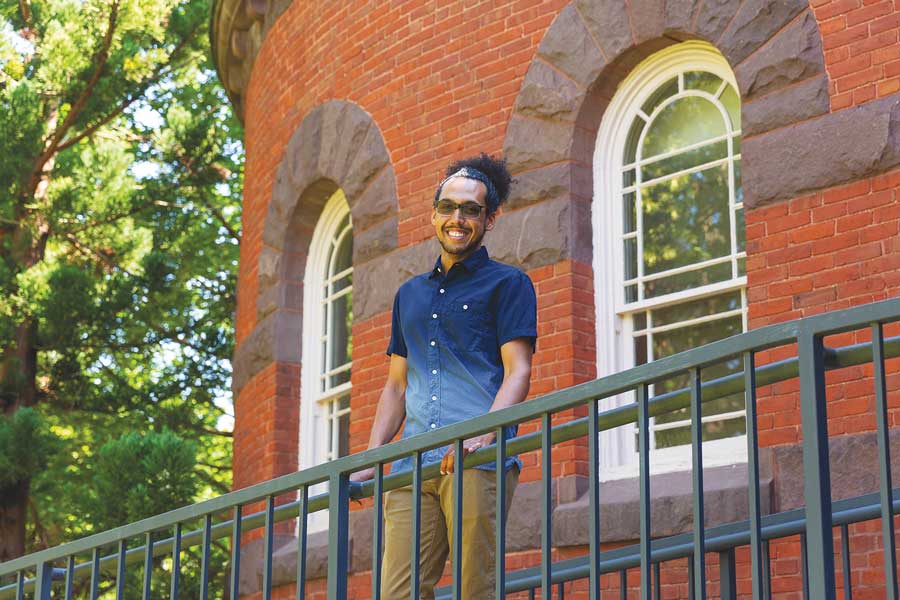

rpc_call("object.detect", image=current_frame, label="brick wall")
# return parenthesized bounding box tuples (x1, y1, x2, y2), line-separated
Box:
(813, 0, 900, 108)
(227, 0, 900, 597)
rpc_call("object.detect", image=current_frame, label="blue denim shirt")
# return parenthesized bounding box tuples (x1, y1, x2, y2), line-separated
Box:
(387, 246, 537, 473)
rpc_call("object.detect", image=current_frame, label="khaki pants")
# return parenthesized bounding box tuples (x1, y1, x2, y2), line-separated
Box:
(380, 467, 518, 600)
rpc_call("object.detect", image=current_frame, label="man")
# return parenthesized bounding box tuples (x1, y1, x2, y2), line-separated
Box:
(350, 153, 537, 599)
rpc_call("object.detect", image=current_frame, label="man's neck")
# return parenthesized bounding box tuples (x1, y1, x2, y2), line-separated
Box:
(440, 244, 482, 274)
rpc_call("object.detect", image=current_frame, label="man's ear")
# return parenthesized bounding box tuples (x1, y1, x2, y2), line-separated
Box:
(485, 209, 499, 231)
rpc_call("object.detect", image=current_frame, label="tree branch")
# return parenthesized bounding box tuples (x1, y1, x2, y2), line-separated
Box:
(63, 232, 135, 276)
(44, 0, 120, 156)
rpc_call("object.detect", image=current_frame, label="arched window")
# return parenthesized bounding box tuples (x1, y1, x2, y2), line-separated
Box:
(301, 189, 352, 479)
(593, 42, 746, 478)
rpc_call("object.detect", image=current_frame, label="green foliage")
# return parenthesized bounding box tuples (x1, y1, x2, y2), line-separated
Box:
(0, 0, 242, 563)
(89, 430, 198, 530)
(0, 408, 58, 492)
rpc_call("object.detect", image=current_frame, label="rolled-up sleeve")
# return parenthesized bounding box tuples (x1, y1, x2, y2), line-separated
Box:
(386, 290, 408, 357)
(496, 272, 537, 350)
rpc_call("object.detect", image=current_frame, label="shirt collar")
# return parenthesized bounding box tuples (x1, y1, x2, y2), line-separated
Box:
(429, 246, 490, 279)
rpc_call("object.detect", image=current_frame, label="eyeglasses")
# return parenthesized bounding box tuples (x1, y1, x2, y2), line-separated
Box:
(434, 200, 485, 218)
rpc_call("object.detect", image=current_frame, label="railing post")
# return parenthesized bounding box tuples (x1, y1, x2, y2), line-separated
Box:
(798, 330, 836, 599)
(327, 473, 350, 600)
(719, 549, 737, 600)
(33, 561, 53, 600)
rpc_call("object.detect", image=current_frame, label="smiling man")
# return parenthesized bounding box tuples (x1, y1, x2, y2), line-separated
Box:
(350, 154, 537, 599)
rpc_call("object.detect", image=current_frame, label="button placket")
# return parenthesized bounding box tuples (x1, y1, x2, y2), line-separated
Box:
(427, 279, 446, 432)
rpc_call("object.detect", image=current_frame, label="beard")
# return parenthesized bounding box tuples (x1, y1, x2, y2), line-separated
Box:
(438, 225, 486, 256)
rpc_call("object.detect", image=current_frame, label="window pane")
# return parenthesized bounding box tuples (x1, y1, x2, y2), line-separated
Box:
(623, 168, 636, 188)
(642, 163, 731, 277)
(332, 227, 353, 277)
(652, 291, 742, 327)
(623, 192, 636, 233)
(642, 96, 727, 159)
(655, 417, 745, 448)
(624, 238, 637, 281)
(720, 84, 741, 131)
(644, 262, 732, 298)
(623, 117, 645, 164)
(328, 290, 352, 388)
(641, 77, 678, 116)
(641, 139, 728, 182)
(338, 409, 350, 458)
(684, 71, 722, 95)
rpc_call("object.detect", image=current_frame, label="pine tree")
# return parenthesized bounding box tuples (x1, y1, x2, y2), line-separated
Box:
(0, 0, 241, 560)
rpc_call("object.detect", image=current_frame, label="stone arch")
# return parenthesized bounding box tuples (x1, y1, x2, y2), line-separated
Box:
(233, 100, 398, 394)
(503, 0, 827, 216)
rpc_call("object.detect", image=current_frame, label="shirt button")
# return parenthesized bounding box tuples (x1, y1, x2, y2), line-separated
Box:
(432, 369, 437, 375)
(430, 340, 436, 346)
(432, 313, 438, 319)
(439, 288, 445, 294)
(430, 423, 437, 429)
(463, 304, 468, 310)
(431, 395, 437, 401)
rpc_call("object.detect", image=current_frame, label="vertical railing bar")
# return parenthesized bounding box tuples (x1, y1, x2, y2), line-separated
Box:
(326, 472, 350, 600)
(745, 351, 764, 600)
(200, 514, 212, 600)
(452, 439, 464, 600)
(690, 367, 707, 600)
(15, 571, 23, 600)
(410, 452, 422, 600)
(371, 470, 381, 600)
(762, 540, 771, 600)
(90, 546, 100, 600)
(65, 554, 75, 600)
(142, 532, 154, 600)
(115, 539, 126, 600)
(297, 486, 309, 600)
(798, 330, 836, 599)
(653, 561, 661, 600)
(588, 399, 601, 600)
(872, 322, 898, 599)
(34, 561, 52, 600)
(620, 568, 628, 600)
(720, 549, 737, 600)
(688, 555, 695, 600)
(529, 588, 536, 600)
(170, 523, 182, 600)
(800, 532, 809, 600)
(262, 495, 275, 600)
(841, 523, 852, 600)
(541, 412, 553, 599)
(558, 581, 565, 600)
(495, 427, 507, 600)
(638, 384, 652, 600)
(230, 505, 242, 600)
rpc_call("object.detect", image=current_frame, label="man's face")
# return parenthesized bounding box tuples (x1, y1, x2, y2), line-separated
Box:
(431, 176, 496, 257)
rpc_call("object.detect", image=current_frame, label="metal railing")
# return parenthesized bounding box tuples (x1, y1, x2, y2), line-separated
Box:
(2, 297, 900, 599)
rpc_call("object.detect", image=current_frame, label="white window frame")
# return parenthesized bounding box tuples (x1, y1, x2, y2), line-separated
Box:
(592, 41, 748, 481)
(300, 189, 352, 529)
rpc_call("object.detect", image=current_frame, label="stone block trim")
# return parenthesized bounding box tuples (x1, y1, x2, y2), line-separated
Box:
(231, 100, 398, 398)
(743, 94, 900, 207)
(504, 0, 829, 249)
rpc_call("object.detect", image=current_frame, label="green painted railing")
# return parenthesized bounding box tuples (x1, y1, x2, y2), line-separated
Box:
(2, 297, 900, 599)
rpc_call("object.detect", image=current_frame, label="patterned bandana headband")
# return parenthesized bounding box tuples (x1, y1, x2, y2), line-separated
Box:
(433, 167, 500, 214)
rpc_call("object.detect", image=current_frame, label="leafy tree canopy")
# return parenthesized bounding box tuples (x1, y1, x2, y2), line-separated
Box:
(0, 0, 241, 561)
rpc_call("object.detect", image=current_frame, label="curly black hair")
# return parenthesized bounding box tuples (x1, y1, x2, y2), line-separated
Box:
(442, 153, 513, 214)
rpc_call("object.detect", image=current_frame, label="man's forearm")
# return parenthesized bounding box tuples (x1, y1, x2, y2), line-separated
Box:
(366, 384, 406, 450)
(488, 371, 530, 415)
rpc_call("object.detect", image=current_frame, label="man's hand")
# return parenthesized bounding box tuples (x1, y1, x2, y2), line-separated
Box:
(440, 432, 496, 475)
(349, 467, 376, 483)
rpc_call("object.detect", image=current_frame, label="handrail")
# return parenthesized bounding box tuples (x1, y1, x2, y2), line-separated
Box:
(2, 297, 899, 599)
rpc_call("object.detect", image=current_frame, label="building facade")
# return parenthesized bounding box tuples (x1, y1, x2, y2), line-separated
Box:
(211, 0, 900, 597)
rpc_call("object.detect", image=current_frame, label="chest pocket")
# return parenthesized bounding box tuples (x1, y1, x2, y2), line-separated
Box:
(446, 300, 491, 351)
